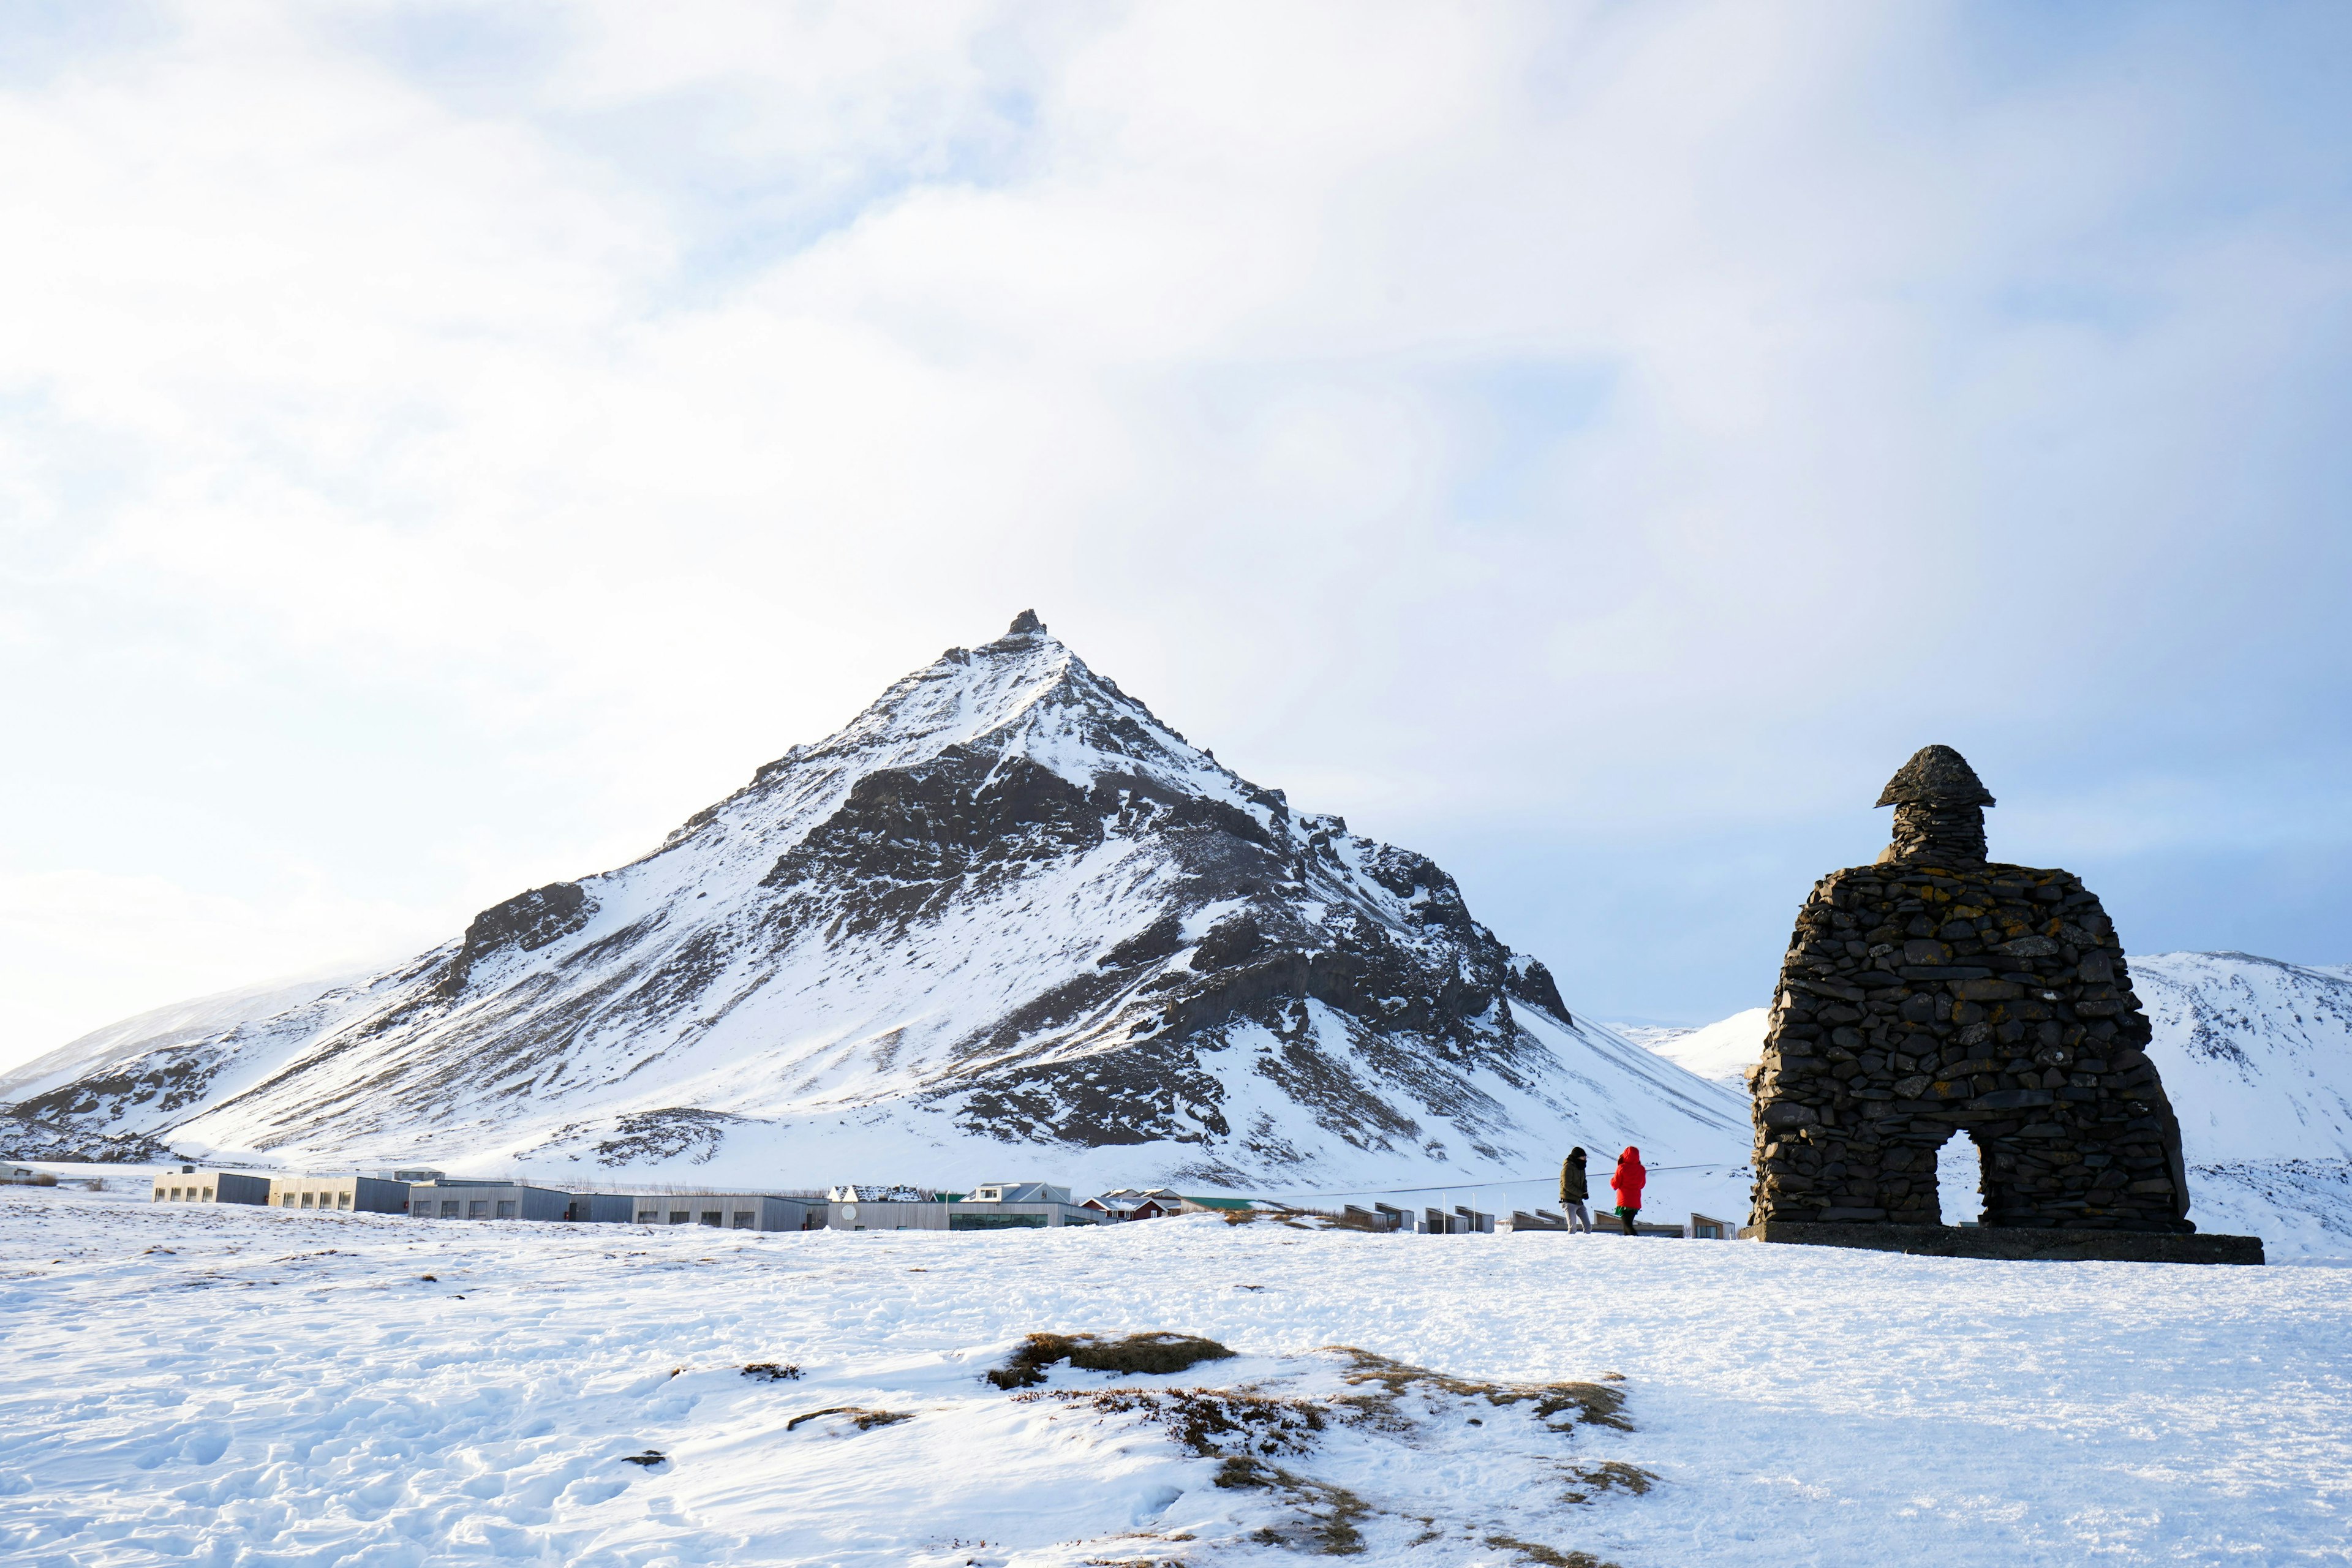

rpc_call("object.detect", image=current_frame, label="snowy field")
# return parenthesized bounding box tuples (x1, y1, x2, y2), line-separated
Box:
(4, 1189, 2348, 1567)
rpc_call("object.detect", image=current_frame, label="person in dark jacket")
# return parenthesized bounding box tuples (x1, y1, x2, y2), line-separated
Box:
(1611, 1145, 1647, 1235)
(1559, 1147, 1592, 1233)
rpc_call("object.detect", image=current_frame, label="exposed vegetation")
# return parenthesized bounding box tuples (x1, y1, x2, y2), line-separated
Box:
(783, 1406, 913, 1433)
(1560, 1461, 1657, 1505)
(986, 1332, 1235, 1389)
(1030, 1387, 1324, 1458)
(1482, 1534, 1618, 1567)
(1326, 1346, 1632, 1430)
(740, 1362, 802, 1382)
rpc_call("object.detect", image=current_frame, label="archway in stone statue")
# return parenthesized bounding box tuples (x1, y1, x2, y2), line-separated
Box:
(1936, 1128, 1986, 1226)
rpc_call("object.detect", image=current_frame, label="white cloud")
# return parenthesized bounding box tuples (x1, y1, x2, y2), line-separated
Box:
(1, 0, 2346, 1060)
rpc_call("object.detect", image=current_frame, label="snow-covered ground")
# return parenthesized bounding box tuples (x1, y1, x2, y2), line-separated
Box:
(5, 1186, 2346, 1567)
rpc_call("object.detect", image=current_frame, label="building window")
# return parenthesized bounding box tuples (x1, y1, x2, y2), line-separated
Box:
(441, 1201, 461, 1218)
(282, 1194, 297, 1207)
(636, 1211, 658, 1224)
(337, 1193, 351, 1209)
(412, 1201, 430, 1215)
(154, 1188, 167, 1200)
(468, 1200, 488, 1219)
(949, 1212, 1049, 1231)
(202, 1188, 214, 1200)
(731, 1212, 753, 1228)
(699, 1212, 722, 1227)
(669, 1212, 688, 1225)
(301, 1193, 314, 1208)
(496, 1200, 518, 1219)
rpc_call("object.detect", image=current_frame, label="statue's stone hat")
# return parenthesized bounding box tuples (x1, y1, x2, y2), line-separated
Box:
(1875, 744, 1995, 809)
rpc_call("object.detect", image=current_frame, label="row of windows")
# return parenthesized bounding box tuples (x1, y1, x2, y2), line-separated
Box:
(281, 1191, 353, 1210)
(154, 1186, 214, 1201)
(632, 1210, 758, 1227)
(408, 1199, 522, 1218)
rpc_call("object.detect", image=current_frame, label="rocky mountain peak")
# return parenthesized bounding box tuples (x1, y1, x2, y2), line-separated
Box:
(6, 616, 1747, 1189)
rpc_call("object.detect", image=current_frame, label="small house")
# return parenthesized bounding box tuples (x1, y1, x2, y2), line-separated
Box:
(968, 1180, 1072, 1205)
(1080, 1195, 1176, 1221)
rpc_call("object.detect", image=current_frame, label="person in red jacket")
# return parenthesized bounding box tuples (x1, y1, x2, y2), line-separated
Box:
(1611, 1146, 1647, 1235)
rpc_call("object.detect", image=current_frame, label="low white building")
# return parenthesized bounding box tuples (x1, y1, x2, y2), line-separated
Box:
(403, 1180, 580, 1222)
(627, 1193, 816, 1231)
(149, 1166, 270, 1205)
(269, 1174, 411, 1215)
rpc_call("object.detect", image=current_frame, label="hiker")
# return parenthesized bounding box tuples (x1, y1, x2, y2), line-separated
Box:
(1611, 1145, 1647, 1235)
(1559, 1147, 1592, 1233)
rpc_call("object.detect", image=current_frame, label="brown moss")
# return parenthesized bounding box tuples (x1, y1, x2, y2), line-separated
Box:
(1324, 1347, 1631, 1430)
(986, 1332, 1235, 1389)
(1560, 1460, 1657, 1505)
(1033, 1387, 1324, 1457)
(782, 1405, 913, 1433)
(1482, 1535, 1616, 1567)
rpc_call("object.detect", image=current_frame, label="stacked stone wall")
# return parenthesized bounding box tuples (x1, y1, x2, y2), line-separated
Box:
(1749, 861, 2193, 1233)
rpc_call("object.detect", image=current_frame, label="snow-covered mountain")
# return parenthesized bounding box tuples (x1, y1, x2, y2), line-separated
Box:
(1609, 1009, 1768, 1088)
(0, 966, 378, 1109)
(2130, 951, 2352, 1254)
(5, 613, 1746, 1193)
(1625, 952, 2352, 1254)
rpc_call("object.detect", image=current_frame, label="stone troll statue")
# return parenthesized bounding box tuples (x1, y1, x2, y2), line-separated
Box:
(1743, 745, 2260, 1263)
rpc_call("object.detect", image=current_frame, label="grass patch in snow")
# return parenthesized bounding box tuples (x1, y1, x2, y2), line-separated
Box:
(985, 1330, 1235, 1389)
(783, 1406, 913, 1433)
(1559, 1461, 1657, 1504)
(1482, 1534, 1616, 1567)
(1029, 1387, 1327, 1457)
(1328, 1346, 1632, 1430)
(1245, 1469, 1372, 1555)
(741, 1362, 803, 1382)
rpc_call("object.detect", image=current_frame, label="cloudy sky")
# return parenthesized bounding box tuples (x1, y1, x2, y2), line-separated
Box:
(3, 1, 2347, 1066)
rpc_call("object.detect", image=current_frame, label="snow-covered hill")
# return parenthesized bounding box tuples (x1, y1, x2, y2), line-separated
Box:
(1628, 952, 2352, 1254)
(0, 966, 376, 1109)
(2131, 951, 2352, 1255)
(1610, 1009, 1768, 1088)
(5, 613, 1746, 1193)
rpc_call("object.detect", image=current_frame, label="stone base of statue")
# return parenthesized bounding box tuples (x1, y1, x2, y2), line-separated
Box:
(1739, 1221, 2263, 1265)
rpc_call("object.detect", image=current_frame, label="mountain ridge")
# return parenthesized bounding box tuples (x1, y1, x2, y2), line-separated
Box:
(8, 613, 1747, 1194)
